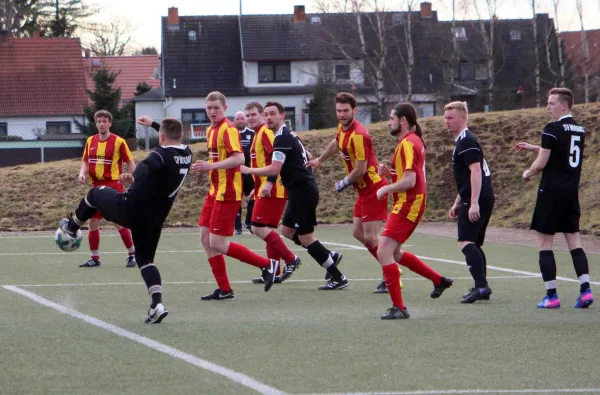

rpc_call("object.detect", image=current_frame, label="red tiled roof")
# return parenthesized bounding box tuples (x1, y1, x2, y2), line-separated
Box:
(0, 36, 88, 117)
(560, 30, 600, 76)
(86, 55, 161, 106)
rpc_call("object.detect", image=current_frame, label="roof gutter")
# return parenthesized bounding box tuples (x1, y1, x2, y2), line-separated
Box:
(238, 0, 245, 87)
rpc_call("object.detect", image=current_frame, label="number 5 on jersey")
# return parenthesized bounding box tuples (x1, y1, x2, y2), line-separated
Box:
(569, 135, 581, 168)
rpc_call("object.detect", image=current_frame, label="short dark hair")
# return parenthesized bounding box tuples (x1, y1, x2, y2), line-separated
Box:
(264, 101, 285, 114)
(393, 102, 425, 147)
(206, 91, 227, 106)
(334, 92, 357, 109)
(161, 118, 183, 140)
(549, 87, 574, 109)
(245, 101, 263, 113)
(94, 110, 112, 122)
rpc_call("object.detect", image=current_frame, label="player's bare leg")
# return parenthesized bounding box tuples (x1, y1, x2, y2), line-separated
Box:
(113, 222, 136, 267)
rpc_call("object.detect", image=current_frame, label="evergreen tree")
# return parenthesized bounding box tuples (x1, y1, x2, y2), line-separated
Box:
(75, 67, 131, 137)
(308, 77, 337, 130)
(140, 46, 158, 55)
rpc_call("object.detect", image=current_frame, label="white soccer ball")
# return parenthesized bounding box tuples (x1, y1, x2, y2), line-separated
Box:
(55, 227, 83, 252)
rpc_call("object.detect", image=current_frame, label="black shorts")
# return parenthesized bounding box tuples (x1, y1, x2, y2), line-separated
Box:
(86, 186, 164, 265)
(457, 198, 494, 246)
(242, 174, 254, 196)
(530, 191, 580, 235)
(281, 179, 319, 235)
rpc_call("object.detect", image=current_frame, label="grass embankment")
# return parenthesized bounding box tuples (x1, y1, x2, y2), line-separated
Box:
(1, 103, 599, 233)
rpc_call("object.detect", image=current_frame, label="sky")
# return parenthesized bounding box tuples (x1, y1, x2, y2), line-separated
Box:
(83, 0, 600, 51)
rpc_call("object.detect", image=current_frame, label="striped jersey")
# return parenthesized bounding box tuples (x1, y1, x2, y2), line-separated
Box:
(207, 118, 243, 202)
(82, 133, 133, 183)
(336, 120, 382, 193)
(389, 132, 426, 222)
(250, 124, 286, 199)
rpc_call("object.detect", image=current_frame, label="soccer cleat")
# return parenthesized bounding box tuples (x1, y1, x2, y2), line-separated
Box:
(574, 288, 594, 308)
(261, 259, 280, 292)
(278, 256, 302, 282)
(59, 217, 77, 239)
(373, 280, 388, 294)
(461, 286, 492, 304)
(144, 303, 168, 324)
(318, 276, 349, 290)
(125, 255, 136, 268)
(79, 258, 101, 267)
(201, 289, 235, 301)
(462, 287, 490, 300)
(252, 276, 282, 284)
(234, 228, 242, 235)
(430, 276, 454, 299)
(381, 306, 410, 320)
(537, 293, 561, 309)
(325, 252, 343, 280)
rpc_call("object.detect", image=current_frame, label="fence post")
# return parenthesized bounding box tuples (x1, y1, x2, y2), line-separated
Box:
(145, 126, 150, 151)
(40, 146, 44, 163)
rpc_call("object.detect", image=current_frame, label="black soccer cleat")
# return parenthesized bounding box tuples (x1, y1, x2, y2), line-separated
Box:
(373, 279, 388, 294)
(318, 276, 349, 290)
(201, 289, 235, 301)
(430, 276, 454, 298)
(79, 258, 101, 268)
(59, 217, 77, 239)
(234, 228, 242, 235)
(381, 306, 410, 320)
(125, 255, 136, 268)
(325, 252, 343, 281)
(461, 286, 492, 304)
(144, 303, 168, 324)
(261, 259, 279, 292)
(278, 256, 302, 282)
(252, 276, 282, 284)
(462, 287, 490, 300)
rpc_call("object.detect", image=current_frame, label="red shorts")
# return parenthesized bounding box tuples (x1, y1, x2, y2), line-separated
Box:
(91, 180, 123, 219)
(353, 181, 388, 222)
(382, 212, 423, 245)
(198, 194, 241, 236)
(252, 197, 287, 228)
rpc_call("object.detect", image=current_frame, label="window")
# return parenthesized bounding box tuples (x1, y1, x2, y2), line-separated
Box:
(258, 62, 291, 83)
(459, 63, 474, 81)
(452, 27, 467, 41)
(510, 30, 521, 41)
(392, 13, 404, 25)
(0, 123, 6, 136)
(188, 30, 197, 40)
(334, 64, 350, 81)
(475, 63, 488, 80)
(181, 109, 208, 125)
(284, 107, 296, 131)
(46, 122, 71, 135)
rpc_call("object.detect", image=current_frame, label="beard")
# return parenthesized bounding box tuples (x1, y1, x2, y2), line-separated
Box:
(389, 126, 401, 136)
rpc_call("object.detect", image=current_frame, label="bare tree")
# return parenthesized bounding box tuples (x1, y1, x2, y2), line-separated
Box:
(545, 0, 564, 86)
(575, 0, 589, 103)
(399, 0, 418, 101)
(532, 0, 541, 107)
(88, 19, 134, 56)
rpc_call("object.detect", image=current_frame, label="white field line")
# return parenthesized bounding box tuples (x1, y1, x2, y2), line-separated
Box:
(0, 232, 203, 239)
(11, 275, 537, 288)
(303, 389, 600, 395)
(322, 242, 600, 286)
(3, 285, 286, 395)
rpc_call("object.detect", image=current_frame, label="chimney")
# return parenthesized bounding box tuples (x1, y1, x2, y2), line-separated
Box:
(167, 7, 180, 30)
(420, 2, 433, 19)
(33, 31, 40, 38)
(0, 29, 10, 44)
(293, 5, 306, 24)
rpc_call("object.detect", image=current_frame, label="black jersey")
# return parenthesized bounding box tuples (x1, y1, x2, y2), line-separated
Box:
(539, 116, 585, 195)
(272, 125, 314, 189)
(239, 127, 254, 167)
(126, 144, 192, 220)
(452, 129, 494, 202)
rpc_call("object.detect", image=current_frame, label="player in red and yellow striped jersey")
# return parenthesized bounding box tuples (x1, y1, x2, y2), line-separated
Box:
(78, 110, 136, 268)
(375, 103, 453, 320)
(306, 92, 387, 287)
(191, 92, 279, 300)
(243, 102, 300, 284)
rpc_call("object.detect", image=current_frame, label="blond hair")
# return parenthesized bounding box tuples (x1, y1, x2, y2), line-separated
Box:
(444, 101, 469, 115)
(206, 91, 227, 106)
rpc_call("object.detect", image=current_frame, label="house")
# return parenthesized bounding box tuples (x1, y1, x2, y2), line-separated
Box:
(85, 53, 162, 107)
(560, 29, 600, 102)
(0, 31, 88, 140)
(137, 3, 560, 136)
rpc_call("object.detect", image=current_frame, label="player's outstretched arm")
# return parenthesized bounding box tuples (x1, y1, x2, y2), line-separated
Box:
(306, 138, 337, 169)
(119, 173, 135, 186)
(378, 163, 392, 178)
(241, 160, 283, 177)
(376, 171, 416, 200)
(514, 142, 540, 153)
(192, 153, 244, 172)
(523, 148, 551, 180)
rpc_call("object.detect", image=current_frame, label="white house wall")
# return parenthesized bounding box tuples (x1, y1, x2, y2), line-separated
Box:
(0, 116, 86, 140)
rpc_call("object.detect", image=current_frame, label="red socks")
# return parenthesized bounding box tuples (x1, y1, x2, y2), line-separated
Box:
(367, 245, 379, 261)
(208, 255, 231, 292)
(266, 244, 281, 275)
(226, 242, 269, 268)
(118, 227, 135, 255)
(88, 229, 100, 260)
(399, 251, 442, 285)
(264, 231, 296, 264)
(382, 263, 405, 309)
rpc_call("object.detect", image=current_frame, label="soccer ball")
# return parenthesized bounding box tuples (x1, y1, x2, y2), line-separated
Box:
(55, 227, 82, 252)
